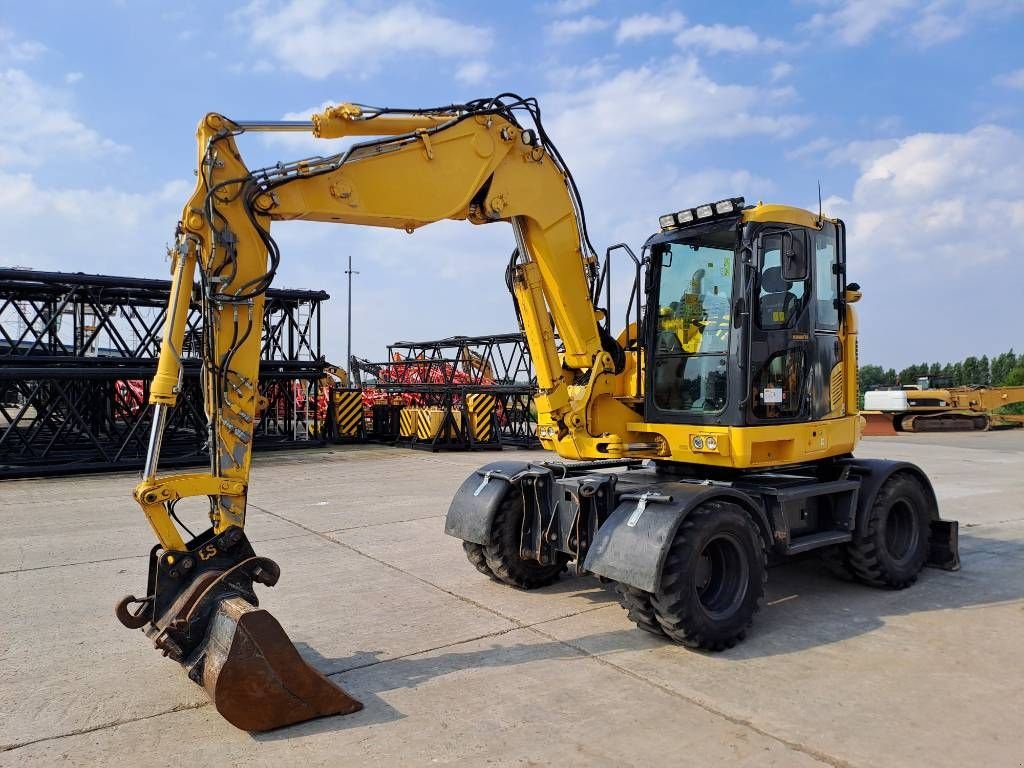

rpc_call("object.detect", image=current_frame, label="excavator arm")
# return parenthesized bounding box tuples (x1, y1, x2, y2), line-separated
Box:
(118, 96, 626, 731)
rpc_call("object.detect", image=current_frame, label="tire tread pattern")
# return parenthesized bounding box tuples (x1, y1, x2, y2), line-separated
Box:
(649, 501, 767, 651)
(615, 584, 666, 636)
(847, 472, 929, 590)
(462, 541, 496, 579)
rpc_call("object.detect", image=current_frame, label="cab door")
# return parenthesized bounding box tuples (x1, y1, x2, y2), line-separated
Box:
(747, 228, 813, 424)
(808, 221, 846, 420)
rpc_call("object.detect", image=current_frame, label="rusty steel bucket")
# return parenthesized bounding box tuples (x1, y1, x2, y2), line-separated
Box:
(118, 535, 362, 733)
(189, 597, 362, 731)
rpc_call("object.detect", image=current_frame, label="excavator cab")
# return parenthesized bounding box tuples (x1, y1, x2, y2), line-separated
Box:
(646, 198, 849, 432)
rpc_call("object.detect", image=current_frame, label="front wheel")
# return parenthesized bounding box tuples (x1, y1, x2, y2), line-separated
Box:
(649, 501, 766, 651)
(482, 492, 567, 590)
(847, 472, 931, 589)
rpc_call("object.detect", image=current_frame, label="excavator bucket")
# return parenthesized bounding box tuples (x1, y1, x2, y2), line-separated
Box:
(190, 597, 363, 732)
(118, 539, 362, 732)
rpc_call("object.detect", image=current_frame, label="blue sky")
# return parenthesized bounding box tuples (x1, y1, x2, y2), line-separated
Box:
(2, 0, 1022, 368)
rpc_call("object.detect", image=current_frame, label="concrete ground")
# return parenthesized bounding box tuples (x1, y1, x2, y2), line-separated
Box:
(1, 432, 1022, 767)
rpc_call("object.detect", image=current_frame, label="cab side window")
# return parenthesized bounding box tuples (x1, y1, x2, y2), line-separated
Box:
(814, 224, 840, 330)
(758, 234, 807, 330)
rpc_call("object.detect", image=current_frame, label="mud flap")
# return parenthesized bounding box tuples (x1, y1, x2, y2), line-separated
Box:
(583, 483, 770, 594)
(444, 460, 540, 545)
(927, 519, 960, 571)
(189, 597, 362, 732)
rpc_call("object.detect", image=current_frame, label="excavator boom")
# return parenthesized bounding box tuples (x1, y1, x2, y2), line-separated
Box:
(118, 96, 614, 731)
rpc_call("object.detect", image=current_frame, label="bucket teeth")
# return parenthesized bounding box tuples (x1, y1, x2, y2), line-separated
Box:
(189, 596, 363, 732)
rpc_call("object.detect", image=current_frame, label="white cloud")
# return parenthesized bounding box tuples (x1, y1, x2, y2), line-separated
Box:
(0, 173, 190, 275)
(544, 58, 612, 85)
(455, 61, 489, 85)
(770, 62, 793, 81)
(667, 168, 775, 210)
(825, 137, 900, 166)
(0, 69, 125, 167)
(545, 0, 598, 15)
(540, 56, 805, 260)
(826, 122, 1024, 364)
(994, 68, 1024, 89)
(785, 136, 836, 161)
(675, 23, 784, 54)
(546, 15, 610, 41)
(0, 26, 46, 62)
(805, 0, 916, 46)
(615, 12, 685, 43)
(907, 7, 964, 45)
(64, 71, 84, 84)
(828, 125, 1024, 265)
(546, 56, 806, 171)
(805, 0, 1022, 47)
(238, 0, 492, 79)
(617, 15, 783, 53)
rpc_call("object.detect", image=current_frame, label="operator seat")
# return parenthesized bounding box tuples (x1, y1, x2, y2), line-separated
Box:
(759, 266, 798, 328)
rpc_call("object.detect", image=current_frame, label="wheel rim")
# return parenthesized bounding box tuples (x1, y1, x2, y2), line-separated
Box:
(694, 533, 749, 620)
(885, 499, 920, 564)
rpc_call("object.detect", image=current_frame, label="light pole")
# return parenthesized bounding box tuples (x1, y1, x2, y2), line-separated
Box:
(345, 255, 359, 385)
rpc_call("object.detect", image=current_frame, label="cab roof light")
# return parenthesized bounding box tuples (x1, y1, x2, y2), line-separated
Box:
(660, 196, 745, 230)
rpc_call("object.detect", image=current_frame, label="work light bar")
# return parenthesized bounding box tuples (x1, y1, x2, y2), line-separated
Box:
(659, 197, 746, 232)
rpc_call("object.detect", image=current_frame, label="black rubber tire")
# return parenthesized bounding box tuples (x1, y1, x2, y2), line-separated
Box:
(483, 492, 567, 590)
(462, 541, 497, 580)
(615, 583, 666, 636)
(650, 501, 767, 651)
(847, 472, 931, 589)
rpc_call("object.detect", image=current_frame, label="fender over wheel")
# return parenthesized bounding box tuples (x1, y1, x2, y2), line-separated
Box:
(462, 490, 567, 590)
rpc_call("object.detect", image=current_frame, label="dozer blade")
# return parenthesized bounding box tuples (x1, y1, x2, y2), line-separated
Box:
(190, 596, 363, 732)
(860, 411, 899, 436)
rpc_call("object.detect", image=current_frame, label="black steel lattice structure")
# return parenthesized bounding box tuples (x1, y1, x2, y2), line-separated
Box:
(351, 333, 545, 450)
(0, 268, 329, 478)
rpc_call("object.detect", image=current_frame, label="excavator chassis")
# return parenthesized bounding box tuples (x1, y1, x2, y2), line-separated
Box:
(116, 526, 361, 731)
(447, 458, 960, 647)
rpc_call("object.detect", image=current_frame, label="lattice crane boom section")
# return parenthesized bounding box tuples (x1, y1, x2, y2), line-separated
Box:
(0, 269, 328, 477)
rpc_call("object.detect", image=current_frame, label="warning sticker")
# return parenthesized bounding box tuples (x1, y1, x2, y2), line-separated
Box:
(763, 387, 783, 404)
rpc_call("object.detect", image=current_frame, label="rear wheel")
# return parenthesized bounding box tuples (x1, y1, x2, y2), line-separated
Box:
(650, 501, 766, 651)
(483, 492, 567, 590)
(462, 541, 497, 580)
(615, 584, 665, 636)
(848, 473, 931, 589)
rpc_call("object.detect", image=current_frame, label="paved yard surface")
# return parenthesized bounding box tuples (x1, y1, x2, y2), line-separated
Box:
(1, 432, 1022, 766)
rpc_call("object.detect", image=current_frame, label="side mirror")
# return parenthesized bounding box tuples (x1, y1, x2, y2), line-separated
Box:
(781, 231, 808, 281)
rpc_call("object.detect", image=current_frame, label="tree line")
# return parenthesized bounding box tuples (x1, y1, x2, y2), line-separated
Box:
(860, 348, 1024, 391)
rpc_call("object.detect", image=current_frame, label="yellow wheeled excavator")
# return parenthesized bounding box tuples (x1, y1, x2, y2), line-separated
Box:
(118, 95, 960, 732)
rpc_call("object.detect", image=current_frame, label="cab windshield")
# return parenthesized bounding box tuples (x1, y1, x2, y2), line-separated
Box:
(652, 228, 736, 414)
